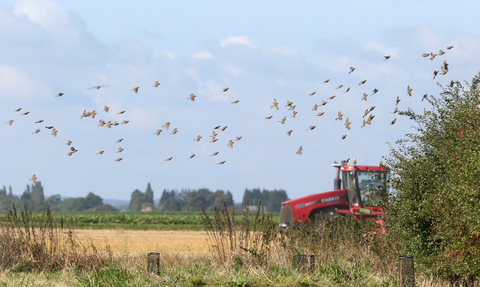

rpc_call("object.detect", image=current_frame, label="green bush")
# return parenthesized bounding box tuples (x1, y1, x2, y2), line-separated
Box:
(384, 73, 480, 280)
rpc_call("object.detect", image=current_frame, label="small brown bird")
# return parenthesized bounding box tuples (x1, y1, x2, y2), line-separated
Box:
(407, 85, 413, 97)
(98, 120, 105, 127)
(217, 161, 226, 165)
(422, 52, 430, 57)
(335, 111, 343, 121)
(103, 106, 109, 113)
(395, 96, 401, 106)
(162, 122, 171, 130)
(70, 147, 77, 153)
(344, 87, 350, 93)
(15, 108, 22, 112)
(446, 46, 454, 50)
(231, 100, 240, 104)
(362, 93, 368, 101)
(359, 80, 367, 86)
(117, 111, 125, 115)
(315, 112, 324, 117)
(438, 49, 445, 56)
(390, 118, 397, 125)
(430, 53, 437, 61)
(341, 134, 347, 140)
(322, 79, 330, 83)
(221, 126, 228, 131)
(115, 158, 123, 162)
(422, 94, 428, 101)
(189, 153, 195, 159)
(211, 131, 217, 138)
(96, 151, 104, 155)
(372, 88, 379, 95)
(405, 133, 412, 137)
(56, 93, 64, 97)
(291, 111, 297, 118)
(88, 85, 108, 90)
(164, 157, 173, 161)
(265, 116, 273, 120)
(32, 129, 40, 134)
(345, 118, 351, 130)
(153, 81, 160, 87)
(154, 129, 162, 136)
(90, 110, 97, 119)
(288, 105, 296, 111)
(448, 80, 454, 87)
(67, 151, 74, 156)
(391, 107, 398, 114)
(328, 95, 336, 100)
(320, 100, 327, 106)
(278, 116, 286, 124)
(309, 91, 316, 96)
(35, 120, 44, 123)
(213, 126, 221, 130)
(369, 106, 376, 113)
(235, 136, 242, 141)
(285, 101, 293, 107)
(117, 147, 124, 153)
(363, 109, 370, 118)
(65, 140, 72, 145)
(383, 55, 391, 61)
(433, 70, 438, 79)
(312, 104, 318, 111)
(223, 87, 229, 92)
(21, 111, 29, 116)
(121, 120, 129, 125)
(286, 130, 293, 136)
(170, 128, 178, 135)
(270, 98, 279, 110)
(30, 174, 37, 184)
(361, 119, 367, 128)
(194, 135, 202, 142)
(131, 87, 139, 93)
(113, 121, 119, 126)
(349, 67, 356, 74)
(424, 108, 427, 119)
(116, 139, 123, 143)
(187, 94, 196, 101)
(335, 84, 343, 90)
(210, 152, 219, 157)
(308, 125, 316, 131)
(209, 138, 218, 143)
(51, 128, 57, 137)
(296, 146, 303, 155)
(227, 140, 234, 149)
(5, 119, 13, 126)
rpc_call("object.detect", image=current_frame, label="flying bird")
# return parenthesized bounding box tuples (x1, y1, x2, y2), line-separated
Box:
(322, 79, 330, 83)
(164, 157, 173, 161)
(56, 93, 64, 97)
(270, 99, 279, 110)
(105, 121, 112, 128)
(291, 111, 297, 118)
(286, 130, 293, 136)
(214, 126, 221, 130)
(422, 53, 430, 57)
(170, 128, 178, 135)
(231, 100, 240, 104)
(315, 112, 324, 117)
(116, 139, 123, 143)
(335, 85, 343, 90)
(235, 136, 242, 141)
(113, 121, 119, 126)
(117, 111, 125, 115)
(221, 126, 228, 131)
(327, 95, 336, 100)
(438, 49, 445, 56)
(96, 151, 104, 155)
(51, 128, 57, 137)
(227, 140, 234, 149)
(265, 116, 273, 120)
(391, 107, 398, 114)
(395, 96, 401, 106)
(288, 105, 296, 111)
(210, 152, 219, 157)
(21, 112, 29, 116)
(320, 100, 327, 106)
(187, 94, 196, 101)
(103, 106, 109, 113)
(217, 161, 226, 165)
(153, 81, 160, 87)
(65, 140, 72, 146)
(345, 118, 351, 130)
(344, 87, 350, 93)
(5, 120, 13, 126)
(223, 87, 229, 92)
(422, 94, 428, 101)
(446, 46, 454, 50)
(309, 91, 316, 96)
(30, 174, 37, 184)
(131, 87, 139, 93)
(189, 153, 195, 159)
(405, 133, 412, 137)
(194, 135, 202, 141)
(349, 67, 356, 74)
(433, 70, 438, 79)
(122, 120, 129, 125)
(35, 120, 43, 123)
(359, 80, 367, 86)
(430, 53, 437, 61)
(407, 85, 413, 97)
(162, 122, 171, 130)
(117, 147, 124, 153)
(285, 101, 293, 107)
(341, 135, 347, 140)
(32, 129, 40, 134)
(372, 88, 379, 95)
(296, 146, 303, 155)
(88, 86, 108, 90)
(424, 108, 427, 119)
(312, 104, 318, 111)
(115, 158, 123, 162)
(98, 120, 105, 127)
(15, 108, 22, 112)
(390, 118, 397, 125)
(278, 116, 286, 124)
(362, 93, 368, 101)
(308, 125, 316, 131)
(70, 147, 77, 153)
(335, 111, 343, 121)
(209, 138, 218, 143)
(383, 55, 391, 61)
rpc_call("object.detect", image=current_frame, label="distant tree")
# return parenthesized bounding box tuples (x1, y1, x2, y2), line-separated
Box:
(31, 181, 45, 209)
(142, 183, 154, 210)
(84, 192, 103, 209)
(129, 189, 143, 211)
(242, 188, 289, 212)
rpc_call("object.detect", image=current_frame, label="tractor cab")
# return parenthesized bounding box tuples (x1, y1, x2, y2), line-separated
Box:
(341, 163, 388, 208)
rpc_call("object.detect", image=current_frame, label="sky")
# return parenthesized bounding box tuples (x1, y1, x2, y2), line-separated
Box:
(1, 0, 480, 202)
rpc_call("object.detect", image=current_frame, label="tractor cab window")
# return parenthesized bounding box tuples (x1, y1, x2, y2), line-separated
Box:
(357, 171, 386, 207)
(343, 171, 360, 206)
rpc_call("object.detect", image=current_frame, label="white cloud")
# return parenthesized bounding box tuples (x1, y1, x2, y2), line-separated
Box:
(0, 64, 50, 102)
(192, 51, 215, 60)
(220, 35, 254, 48)
(262, 46, 299, 57)
(184, 67, 202, 84)
(14, 0, 68, 32)
(206, 81, 228, 101)
(155, 50, 176, 60)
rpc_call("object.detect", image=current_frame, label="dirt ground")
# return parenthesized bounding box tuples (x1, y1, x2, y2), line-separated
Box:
(74, 229, 211, 255)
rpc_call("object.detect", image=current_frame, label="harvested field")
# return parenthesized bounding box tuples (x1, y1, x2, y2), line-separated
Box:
(74, 229, 210, 255)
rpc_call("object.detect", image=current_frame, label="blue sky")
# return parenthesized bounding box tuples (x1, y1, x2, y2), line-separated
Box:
(1, 0, 479, 202)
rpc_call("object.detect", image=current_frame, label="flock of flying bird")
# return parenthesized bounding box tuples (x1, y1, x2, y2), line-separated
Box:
(4, 46, 454, 185)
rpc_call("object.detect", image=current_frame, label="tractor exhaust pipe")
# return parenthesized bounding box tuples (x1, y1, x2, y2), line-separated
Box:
(332, 161, 342, 190)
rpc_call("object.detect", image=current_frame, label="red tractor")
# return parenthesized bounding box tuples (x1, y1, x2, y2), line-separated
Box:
(279, 159, 388, 231)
